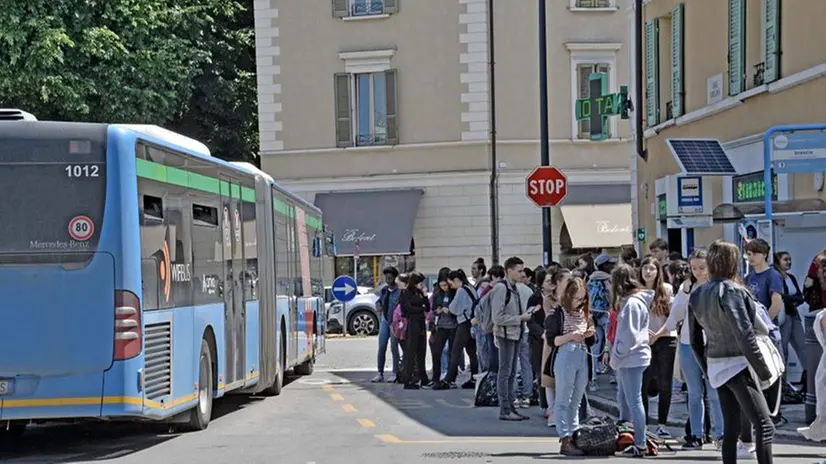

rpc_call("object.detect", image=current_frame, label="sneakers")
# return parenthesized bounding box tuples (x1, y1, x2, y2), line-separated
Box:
(546, 415, 556, 428)
(386, 374, 397, 383)
(499, 412, 522, 421)
(737, 441, 755, 459)
(461, 379, 475, 390)
(518, 398, 531, 409)
(371, 374, 384, 383)
(431, 380, 450, 391)
(655, 425, 671, 439)
(681, 436, 703, 450)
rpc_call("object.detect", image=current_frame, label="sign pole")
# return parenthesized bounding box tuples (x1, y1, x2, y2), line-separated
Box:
(538, 0, 552, 266)
(353, 238, 360, 284)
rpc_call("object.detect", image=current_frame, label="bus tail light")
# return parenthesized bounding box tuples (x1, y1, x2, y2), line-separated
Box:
(114, 290, 142, 360)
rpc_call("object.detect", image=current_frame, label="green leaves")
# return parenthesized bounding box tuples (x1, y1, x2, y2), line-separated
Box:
(0, 0, 259, 161)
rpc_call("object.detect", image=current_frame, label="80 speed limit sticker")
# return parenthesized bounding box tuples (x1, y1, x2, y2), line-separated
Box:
(68, 215, 95, 241)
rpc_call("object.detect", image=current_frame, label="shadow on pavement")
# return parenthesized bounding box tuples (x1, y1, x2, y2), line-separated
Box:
(0, 376, 298, 463)
(331, 371, 553, 438)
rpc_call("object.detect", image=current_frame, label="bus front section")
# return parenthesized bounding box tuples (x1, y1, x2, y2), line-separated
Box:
(0, 122, 141, 424)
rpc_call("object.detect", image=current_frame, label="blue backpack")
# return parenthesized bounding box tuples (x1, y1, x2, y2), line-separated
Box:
(588, 278, 611, 313)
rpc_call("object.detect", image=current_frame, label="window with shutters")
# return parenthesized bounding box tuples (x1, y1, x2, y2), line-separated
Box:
(670, 4, 684, 119)
(332, 0, 398, 18)
(763, 0, 781, 84)
(728, 0, 746, 96)
(644, 19, 660, 127)
(576, 63, 611, 139)
(355, 72, 389, 146)
(334, 52, 398, 148)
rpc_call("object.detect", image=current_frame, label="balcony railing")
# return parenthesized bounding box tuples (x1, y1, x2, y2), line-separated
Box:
(356, 133, 388, 147)
(351, 1, 384, 16)
(576, 0, 611, 7)
(753, 62, 765, 87)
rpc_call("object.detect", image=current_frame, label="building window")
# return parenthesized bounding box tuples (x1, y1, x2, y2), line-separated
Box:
(351, 0, 383, 16)
(335, 51, 398, 148)
(574, 0, 612, 8)
(355, 73, 388, 146)
(333, 0, 398, 18)
(576, 63, 610, 140)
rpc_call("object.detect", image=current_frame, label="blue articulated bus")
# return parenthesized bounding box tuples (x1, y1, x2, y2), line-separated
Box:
(0, 118, 328, 435)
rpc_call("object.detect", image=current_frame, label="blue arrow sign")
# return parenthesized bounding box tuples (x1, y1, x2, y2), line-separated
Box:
(331, 275, 358, 303)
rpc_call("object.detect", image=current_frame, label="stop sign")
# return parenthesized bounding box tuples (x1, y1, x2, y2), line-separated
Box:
(526, 166, 567, 207)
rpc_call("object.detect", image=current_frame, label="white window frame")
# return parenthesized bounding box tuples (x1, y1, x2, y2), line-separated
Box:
(352, 73, 387, 146)
(567, 43, 622, 141)
(338, 50, 395, 146)
(569, 0, 618, 11)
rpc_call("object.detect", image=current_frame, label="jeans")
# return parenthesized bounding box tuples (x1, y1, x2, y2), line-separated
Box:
(642, 336, 677, 425)
(718, 369, 775, 464)
(679, 342, 724, 439)
(496, 336, 520, 416)
(475, 327, 491, 372)
(517, 331, 533, 398)
(780, 313, 806, 372)
(484, 333, 499, 373)
(377, 318, 401, 375)
(616, 365, 648, 448)
(591, 312, 609, 378)
(553, 343, 589, 438)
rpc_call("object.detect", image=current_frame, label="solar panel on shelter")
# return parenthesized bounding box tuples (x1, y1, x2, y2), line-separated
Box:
(666, 139, 737, 176)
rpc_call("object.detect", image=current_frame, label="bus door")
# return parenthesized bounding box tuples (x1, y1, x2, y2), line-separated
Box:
(221, 177, 246, 386)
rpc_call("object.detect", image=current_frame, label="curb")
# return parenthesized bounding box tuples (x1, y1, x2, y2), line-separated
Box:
(587, 395, 810, 443)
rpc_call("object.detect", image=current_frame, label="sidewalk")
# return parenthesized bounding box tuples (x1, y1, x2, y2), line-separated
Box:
(585, 372, 811, 442)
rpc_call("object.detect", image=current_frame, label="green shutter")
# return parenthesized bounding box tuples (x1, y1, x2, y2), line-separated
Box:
(764, 0, 781, 83)
(384, 69, 399, 145)
(671, 3, 684, 118)
(645, 19, 660, 127)
(334, 73, 352, 148)
(728, 0, 746, 96)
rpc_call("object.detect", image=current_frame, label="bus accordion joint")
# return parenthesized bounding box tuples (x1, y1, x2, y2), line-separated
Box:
(114, 290, 142, 360)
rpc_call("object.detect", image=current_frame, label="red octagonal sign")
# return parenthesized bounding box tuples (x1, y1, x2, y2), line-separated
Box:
(526, 166, 568, 207)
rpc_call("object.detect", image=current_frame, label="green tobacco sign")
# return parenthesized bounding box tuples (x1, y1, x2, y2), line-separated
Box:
(732, 171, 777, 203)
(574, 72, 631, 141)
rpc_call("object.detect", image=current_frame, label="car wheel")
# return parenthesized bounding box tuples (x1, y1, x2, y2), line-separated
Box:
(348, 310, 378, 336)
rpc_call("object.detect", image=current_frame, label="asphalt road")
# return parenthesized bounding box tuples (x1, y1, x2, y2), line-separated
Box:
(2, 336, 825, 463)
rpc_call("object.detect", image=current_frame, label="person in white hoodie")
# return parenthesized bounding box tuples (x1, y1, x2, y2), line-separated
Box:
(609, 263, 653, 457)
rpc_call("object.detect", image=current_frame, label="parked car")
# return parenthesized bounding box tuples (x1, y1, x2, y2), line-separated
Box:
(324, 285, 381, 336)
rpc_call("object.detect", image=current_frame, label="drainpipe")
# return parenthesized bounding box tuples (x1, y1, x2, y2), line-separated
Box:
(635, 0, 647, 162)
(628, 0, 641, 256)
(487, 0, 500, 265)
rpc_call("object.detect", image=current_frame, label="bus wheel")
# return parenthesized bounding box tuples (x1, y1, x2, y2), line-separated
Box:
(294, 346, 314, 376)
(185, 339, 213, 431)
(261, 330, 284, 396)
(0, 421, 26, 441)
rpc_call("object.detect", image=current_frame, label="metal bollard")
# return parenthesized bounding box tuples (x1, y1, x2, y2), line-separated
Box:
(804, 309, 823, 424)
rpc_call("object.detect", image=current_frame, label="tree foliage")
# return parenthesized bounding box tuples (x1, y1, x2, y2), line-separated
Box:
(0, 0, 258, 161)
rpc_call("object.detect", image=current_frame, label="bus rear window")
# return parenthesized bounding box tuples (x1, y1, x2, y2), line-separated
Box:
(0, 122, 107, 265)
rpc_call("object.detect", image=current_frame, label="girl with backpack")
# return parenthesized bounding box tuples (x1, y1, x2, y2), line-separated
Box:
(442, 269, 479, 389)
(609, 264, 654, 457)
(545, 276, 595, 456)
(539, 268, 572, 427)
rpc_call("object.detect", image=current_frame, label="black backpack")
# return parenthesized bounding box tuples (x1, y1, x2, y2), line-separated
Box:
(461, 285, 480, 320)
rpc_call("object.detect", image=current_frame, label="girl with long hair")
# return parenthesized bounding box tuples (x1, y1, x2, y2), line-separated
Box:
(401, 271, 432, 390)
(545, 276, 595, 456)
(657, 249, 724, 449)
(609, 264, 653, 457)
(638, 256, 676, 438)
(688, 240, 776, 464)
(430, 270, 457, 388)
(773, 251, 806, 374)
(540, 269, 572, 427)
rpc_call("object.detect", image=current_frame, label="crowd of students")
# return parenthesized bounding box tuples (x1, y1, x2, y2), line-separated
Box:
(368, 239, 826, 462)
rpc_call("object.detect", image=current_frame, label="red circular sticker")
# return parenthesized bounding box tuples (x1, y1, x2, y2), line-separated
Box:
(68, 215, 95, 241)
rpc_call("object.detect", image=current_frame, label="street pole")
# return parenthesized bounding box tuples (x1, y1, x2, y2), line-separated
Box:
(538, 0, 552, 266)
(487, 0, 500, 266)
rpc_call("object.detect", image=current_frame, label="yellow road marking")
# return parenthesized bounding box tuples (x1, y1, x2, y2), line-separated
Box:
(356, 418, 376, 428)
(375, 434, 557, 444)
(321, 385, 334, 391)
(341, 404, 357, 413)
(330, 393, 344, 401)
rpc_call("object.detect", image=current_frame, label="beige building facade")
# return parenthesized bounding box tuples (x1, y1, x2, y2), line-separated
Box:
(254, 0, 636, 285)
(634, 0, 826, 276)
